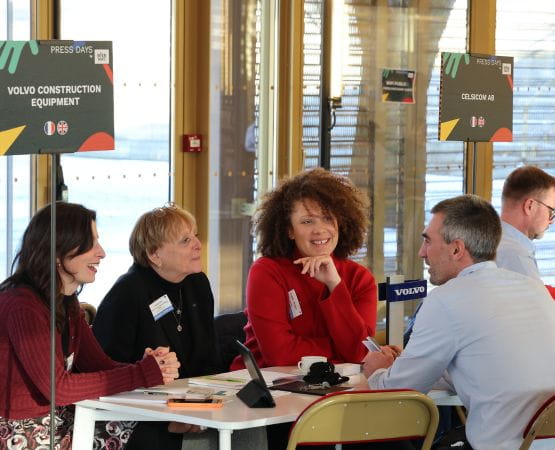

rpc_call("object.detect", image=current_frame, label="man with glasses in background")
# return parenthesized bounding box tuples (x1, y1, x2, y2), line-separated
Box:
(497, 166, 555, 292)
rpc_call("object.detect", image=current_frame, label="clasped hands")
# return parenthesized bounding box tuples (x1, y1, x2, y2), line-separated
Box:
(143, 346, 180, 384)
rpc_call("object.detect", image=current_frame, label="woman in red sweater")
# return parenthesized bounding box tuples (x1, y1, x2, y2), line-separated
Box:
(231, 168, 378, 370)
(0, 202, 179, 449)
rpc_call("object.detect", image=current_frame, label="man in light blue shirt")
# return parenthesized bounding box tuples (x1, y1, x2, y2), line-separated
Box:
(497, 166, 555, 280)
(363, 194, 555, 450)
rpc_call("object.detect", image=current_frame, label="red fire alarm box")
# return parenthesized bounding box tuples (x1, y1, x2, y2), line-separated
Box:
(183, 134, 202, 152)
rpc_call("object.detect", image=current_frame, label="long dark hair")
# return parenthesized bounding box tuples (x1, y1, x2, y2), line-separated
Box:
(0, 202, 97, 331)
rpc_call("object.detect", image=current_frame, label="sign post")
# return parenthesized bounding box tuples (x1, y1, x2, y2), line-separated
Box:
(0, 40, 114, 448)
(379, 277, 428, 348)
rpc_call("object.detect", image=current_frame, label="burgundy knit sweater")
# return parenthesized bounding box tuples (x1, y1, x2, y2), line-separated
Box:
(0, 287, 163, 419)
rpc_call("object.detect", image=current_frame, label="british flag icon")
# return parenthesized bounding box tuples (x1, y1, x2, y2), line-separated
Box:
(57, 120, 69, 135)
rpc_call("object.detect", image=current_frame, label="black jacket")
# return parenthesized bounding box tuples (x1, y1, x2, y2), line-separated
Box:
(93, 263, 222, 378)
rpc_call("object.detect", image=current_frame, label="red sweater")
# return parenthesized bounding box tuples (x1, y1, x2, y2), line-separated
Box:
(231, 255, 377, 369)
(0, 287, 163, 419)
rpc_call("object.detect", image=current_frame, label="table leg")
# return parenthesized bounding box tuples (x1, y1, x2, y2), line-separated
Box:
(218, 429, 233, 450)
(73, 405, 96, 450)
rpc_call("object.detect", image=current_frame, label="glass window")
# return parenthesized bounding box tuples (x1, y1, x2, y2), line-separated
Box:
(0, 0, 31, 279)
(59, 0, 171, 305)
(208, 0, 261, 313)
(302, 0, 323, 169)
(493, 1, 555, 284)
(301, 0, 467, 323)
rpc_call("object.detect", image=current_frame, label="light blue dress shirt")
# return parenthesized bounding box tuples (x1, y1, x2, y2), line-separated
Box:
(368, 261, 555, 449)
(496, 220, 540, 280)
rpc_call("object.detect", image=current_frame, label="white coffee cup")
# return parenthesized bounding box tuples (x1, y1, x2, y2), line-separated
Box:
(297, 356, 327, 374)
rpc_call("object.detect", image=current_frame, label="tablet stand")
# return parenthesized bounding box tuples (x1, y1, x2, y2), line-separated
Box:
(237, 380, 275, 408)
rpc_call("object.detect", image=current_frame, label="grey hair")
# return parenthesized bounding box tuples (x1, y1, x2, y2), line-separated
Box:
(431, 194, 501, 262)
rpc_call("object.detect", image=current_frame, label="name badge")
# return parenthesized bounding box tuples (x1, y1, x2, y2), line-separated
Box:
(288, 289, 302, 319)
(65, 352, 74, 372)
(149, 294, 174, 321)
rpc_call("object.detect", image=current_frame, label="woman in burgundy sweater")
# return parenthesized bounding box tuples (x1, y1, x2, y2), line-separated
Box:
(231, 168, 378, 370)
(0, 202, 179, 449)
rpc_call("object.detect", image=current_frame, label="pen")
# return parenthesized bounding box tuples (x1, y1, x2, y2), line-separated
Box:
(205, 376, 244, 383)
(144, 391, 170, 395)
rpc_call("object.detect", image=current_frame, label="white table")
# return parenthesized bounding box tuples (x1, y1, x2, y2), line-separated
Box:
(73, 368, 461, 450)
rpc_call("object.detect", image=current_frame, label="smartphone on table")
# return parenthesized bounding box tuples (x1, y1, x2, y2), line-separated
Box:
(167, 398, 224, 409)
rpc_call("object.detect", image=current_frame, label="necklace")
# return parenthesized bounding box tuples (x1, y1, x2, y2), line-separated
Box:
(171, 290, 184, 332)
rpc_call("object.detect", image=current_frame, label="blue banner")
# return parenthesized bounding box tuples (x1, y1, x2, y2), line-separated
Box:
(378, 279, 427, 302)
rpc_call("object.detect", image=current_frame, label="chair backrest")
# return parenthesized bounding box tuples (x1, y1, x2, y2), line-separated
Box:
(520, 395, 555, 450)
(79, 302, 97, 325)
(286, 390, 439, 450)
(214, 311, 247, 372)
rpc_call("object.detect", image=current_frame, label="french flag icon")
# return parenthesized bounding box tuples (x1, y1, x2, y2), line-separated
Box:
(44, 121, 56, 136)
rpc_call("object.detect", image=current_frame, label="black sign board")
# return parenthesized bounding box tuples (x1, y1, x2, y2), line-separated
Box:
(381, 69, 415, 103)
(439, 52, 513, 142)
(0, 40, 114, 155)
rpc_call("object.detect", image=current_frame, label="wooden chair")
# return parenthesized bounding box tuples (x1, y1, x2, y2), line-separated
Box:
(286, 389, 439, 450)
(520, 395, 555, 450)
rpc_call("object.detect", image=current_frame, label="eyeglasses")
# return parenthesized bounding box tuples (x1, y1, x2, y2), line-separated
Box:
(534, 198, 555, 221)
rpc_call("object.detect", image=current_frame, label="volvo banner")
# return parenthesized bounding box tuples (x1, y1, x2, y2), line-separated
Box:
(379, 279, 428, 302)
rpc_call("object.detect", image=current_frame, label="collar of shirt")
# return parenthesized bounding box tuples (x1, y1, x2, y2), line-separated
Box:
(501, 220, 535, 256)
(457, 260, 497, 278)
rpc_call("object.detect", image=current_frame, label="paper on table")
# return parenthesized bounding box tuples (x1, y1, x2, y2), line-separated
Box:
(188, 373, 248, 389)
(101, 385, 237, 405)
(99, 391, 170, 404)
(137, 384, 215, 396)
(188, 369, 292, 389)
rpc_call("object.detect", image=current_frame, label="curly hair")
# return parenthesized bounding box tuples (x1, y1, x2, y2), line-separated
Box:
(255, 168, 369, 258)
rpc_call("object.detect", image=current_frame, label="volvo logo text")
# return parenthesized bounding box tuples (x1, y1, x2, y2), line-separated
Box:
(394, 286, 425, 296)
